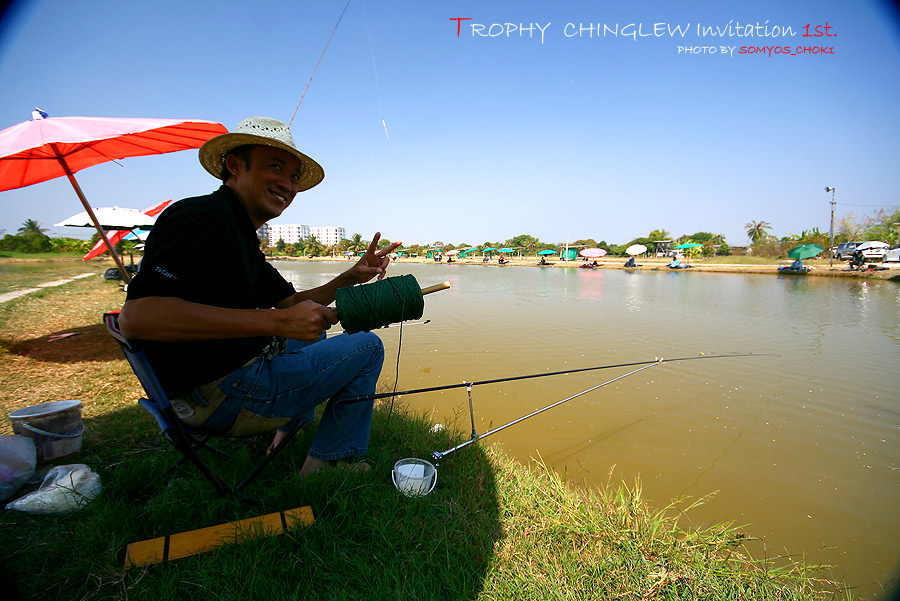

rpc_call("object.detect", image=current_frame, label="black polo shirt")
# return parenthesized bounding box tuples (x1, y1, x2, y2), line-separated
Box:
(126, 185, 295, 395)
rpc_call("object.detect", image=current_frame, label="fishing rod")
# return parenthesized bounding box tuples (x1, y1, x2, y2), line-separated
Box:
(340, 353, 764, 404)
(432, 359, 663, 461)
(327, 319, 431, 337)
(289, 0, 353, 126)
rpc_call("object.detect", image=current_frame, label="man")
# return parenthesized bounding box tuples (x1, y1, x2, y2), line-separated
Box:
(118, 116, 401, 476)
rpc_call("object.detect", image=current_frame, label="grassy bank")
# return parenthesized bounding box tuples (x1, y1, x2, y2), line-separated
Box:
(0, 263, 851, 600)
(0, 255, 107, 293)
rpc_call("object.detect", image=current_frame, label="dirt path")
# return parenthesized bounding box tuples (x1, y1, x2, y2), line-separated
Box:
(0, 273, 96, 303)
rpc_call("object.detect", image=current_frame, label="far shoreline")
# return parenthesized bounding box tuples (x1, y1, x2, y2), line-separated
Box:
(3, 253, 896, 282)
(269, 254, 900, 281)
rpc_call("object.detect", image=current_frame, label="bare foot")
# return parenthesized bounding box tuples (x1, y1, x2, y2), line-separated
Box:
(297, 456, 371, 477)
(299, 456, 327, 476)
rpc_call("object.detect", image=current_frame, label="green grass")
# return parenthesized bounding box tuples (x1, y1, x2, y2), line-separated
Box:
(0, 261, 852, 600)
(0, 256, 107, 293)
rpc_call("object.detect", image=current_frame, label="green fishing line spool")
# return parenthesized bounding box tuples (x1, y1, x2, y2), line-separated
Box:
(335, 274, 450, 334)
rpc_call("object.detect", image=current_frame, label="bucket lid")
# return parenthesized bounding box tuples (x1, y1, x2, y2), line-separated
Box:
(8, 400, 81, 420)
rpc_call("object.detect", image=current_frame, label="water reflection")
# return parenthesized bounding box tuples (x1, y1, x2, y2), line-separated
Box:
(274, 261, 900, 597)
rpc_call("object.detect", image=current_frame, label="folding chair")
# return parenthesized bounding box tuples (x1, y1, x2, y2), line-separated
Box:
(104, 312, 305, 503)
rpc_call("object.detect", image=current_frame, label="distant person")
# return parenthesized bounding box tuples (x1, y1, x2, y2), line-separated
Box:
(624, 256, 641, 268)
(779, 258, 804, 272)
(668, 258, 689, 269)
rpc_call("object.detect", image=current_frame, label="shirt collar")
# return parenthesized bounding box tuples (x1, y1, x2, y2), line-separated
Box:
(216, 185, 261, 242)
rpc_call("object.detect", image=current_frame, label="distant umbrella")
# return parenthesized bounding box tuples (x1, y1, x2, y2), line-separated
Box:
(498, 248, 515, 253)
(579, 248, 608, 258)
(56, 206, 158, 230)
(445, 249, 461, 256)
(123, 229, 150, 242)
(855, 241, 888, 252)
(625, 244, 647, 255)
(537, 249, 556, 255)
(674, 242, 703, 249)
(787, 243, 824, 260)
(81, 199, 170, 261)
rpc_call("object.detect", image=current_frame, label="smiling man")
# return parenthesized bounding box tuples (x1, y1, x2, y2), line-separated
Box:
(118, 116, 401, 476)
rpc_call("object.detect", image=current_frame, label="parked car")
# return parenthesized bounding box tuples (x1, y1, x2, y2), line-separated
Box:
(884, 244, 900, 263)
(833, 241, 861, 260)
(856, 241, 889, 260)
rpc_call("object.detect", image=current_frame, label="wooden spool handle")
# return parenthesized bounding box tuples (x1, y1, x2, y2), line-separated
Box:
(421, 281, 451, 296)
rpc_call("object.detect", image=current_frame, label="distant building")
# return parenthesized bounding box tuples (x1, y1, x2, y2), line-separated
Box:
(267, 224, 310, 245)
(308, 226, 346, 247)
(653, 240, 673, 257)
(260, 223, 346, 247)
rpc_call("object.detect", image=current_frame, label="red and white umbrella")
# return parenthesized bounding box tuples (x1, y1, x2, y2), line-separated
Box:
(0, 112, 226, 281)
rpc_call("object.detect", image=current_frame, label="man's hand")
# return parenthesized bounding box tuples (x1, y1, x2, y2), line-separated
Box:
(277, 300, 339, 342)
(276, 232, 403, 310)
(346, 232, 403, 284)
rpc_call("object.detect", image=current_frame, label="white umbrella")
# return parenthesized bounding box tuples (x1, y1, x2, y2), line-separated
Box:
(625, 244, 647, 255)
(855, 241, 888, 251)
(56, 206, 157, 230)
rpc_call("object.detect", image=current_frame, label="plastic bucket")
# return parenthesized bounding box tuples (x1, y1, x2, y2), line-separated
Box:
(392, 458, 437, 497)
(8, 400, 84, 463)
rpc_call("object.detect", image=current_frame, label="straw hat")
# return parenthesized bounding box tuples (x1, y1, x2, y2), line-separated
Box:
(199, 117, 324, 191)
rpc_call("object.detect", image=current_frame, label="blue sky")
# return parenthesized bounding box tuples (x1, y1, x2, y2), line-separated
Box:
(1, 0, 898, 247)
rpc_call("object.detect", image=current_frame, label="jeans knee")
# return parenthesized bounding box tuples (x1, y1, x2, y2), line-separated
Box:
(360, 332, 384, 363)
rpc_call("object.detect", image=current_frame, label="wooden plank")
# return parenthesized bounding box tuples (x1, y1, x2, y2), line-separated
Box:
(124, 506, 314, 569)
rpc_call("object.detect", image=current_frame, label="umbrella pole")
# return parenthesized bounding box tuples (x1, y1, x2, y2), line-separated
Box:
(55, 156, 131, 284)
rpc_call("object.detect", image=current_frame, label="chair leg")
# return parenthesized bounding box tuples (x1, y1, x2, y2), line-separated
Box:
(175, 437, 259, 503)
(235, 420, 306, 494)
(190, 435, 235, 460)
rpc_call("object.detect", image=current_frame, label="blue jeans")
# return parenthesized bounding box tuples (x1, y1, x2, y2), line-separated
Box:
(201, 332, 383, 461)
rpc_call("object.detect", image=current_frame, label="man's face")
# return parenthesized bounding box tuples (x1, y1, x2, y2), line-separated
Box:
(226, 145, 304, 226)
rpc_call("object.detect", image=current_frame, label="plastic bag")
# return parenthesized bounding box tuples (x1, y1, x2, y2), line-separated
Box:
(0, 435, 36, 502)
(6, 464, 101, 514)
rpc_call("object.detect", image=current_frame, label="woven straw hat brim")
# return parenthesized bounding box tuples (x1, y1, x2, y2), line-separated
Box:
(199, 133, 325, 192)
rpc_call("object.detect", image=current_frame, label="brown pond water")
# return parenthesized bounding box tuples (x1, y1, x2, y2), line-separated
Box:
(277, 260, 900, 598)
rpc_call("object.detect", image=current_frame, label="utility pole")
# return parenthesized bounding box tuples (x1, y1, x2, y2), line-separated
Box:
(825, 187, 836, 267)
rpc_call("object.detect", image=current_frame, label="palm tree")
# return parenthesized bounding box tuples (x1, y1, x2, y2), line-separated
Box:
(17, 219, 47, 235)
(305, 235, 325, 257)
(745, 220, 772, 244)
(347, 233, 366, 253)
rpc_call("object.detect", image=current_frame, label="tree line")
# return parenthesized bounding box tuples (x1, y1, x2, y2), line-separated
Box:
(6, 207, 899, 258)
(745, 207, 899, 256)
